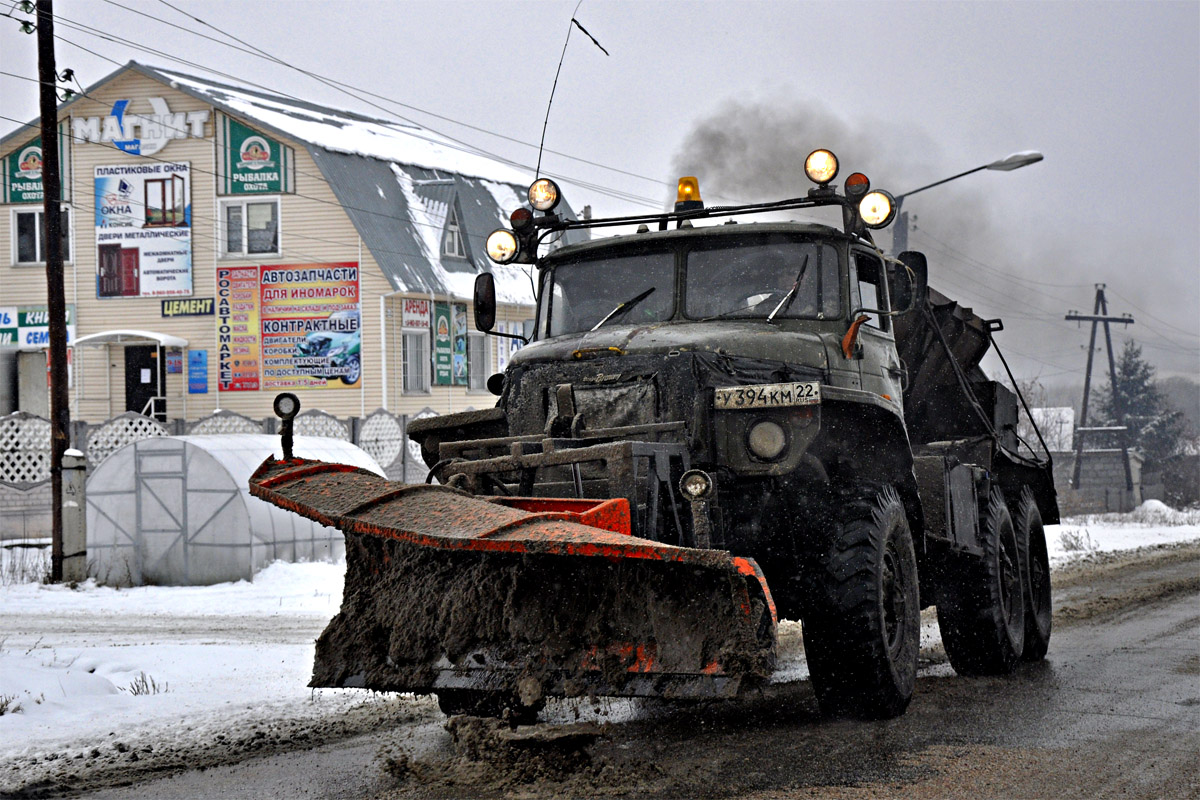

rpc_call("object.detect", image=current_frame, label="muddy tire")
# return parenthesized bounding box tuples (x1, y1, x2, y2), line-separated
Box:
(804, 484, 920, 720)
(938, 487, 1025, 675)
(1015, 487, 1052, 661)
(436, 690, 542, 725)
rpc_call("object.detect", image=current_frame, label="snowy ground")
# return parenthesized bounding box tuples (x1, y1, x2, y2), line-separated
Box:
(1, 500, 1198, 787)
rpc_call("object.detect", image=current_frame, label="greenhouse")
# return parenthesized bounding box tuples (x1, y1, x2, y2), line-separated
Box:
(86, 435, 383, 586)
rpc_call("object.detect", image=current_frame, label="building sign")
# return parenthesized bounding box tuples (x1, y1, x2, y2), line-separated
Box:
(401, 298, 430, 329)
(216, 266, 261, 391)
(216, 114, 294, 194)
(95, 162, 193, 298)
(188, 349, 208, 394)
(2, 123, 70, 204)
(165, 349, 183, 374)
(0, 305, 75, 348)
(73, 98, 209, 157)
(262, 263, 361, 389)
(452, 303, 468, 385)
(216, 263, 361, 391)
(433, 302, 452, 386)
(161, 297, 214, 317)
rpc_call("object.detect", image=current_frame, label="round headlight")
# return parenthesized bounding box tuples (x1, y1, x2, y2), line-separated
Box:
(528, 178, 561, 212)
(804, 149, 839, 185)
(273, 392, 300, 420)
(858, 190, 897, 228)
(747, 420, 787, 461)
(679, 469, 714, 500)
(486, 229, 520, 264)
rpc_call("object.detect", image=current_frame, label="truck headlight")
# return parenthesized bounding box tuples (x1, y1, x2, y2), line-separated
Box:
(486, 229, 520, 264)
(747, 420, 787, 460)
(858, 190, 897, 228)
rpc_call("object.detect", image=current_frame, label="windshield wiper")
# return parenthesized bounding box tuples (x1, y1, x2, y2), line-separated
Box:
(766, 254, 810, 324)
(590, 287, 656, 331)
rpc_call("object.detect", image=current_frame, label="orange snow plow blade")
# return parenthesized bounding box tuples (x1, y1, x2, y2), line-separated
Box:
(249, 457, 776, 701)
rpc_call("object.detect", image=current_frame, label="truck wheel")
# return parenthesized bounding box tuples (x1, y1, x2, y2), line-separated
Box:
(937, 487, 1025, 675)
(1016, 488, 1052, 661)
(436, 689, 542, 725)
(804, 484, 919, 719)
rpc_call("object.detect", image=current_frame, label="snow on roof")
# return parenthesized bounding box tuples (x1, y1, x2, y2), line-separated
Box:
(128, 63, 559, 301)
(147, 65, 531, 187)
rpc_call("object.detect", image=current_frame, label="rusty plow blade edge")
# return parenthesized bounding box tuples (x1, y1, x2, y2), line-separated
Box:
(249, 457, 778, 700)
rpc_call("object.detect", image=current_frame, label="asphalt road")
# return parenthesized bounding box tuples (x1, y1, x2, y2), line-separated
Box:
(43, 545, 1200, 800)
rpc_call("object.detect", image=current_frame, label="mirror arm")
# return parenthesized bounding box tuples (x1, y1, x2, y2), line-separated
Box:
(484, 329, 529, 344)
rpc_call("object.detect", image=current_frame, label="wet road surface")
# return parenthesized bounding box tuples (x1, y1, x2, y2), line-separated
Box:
(60, 545, 1199, 800)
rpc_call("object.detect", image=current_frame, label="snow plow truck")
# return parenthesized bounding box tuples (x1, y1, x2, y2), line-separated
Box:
(249, 148, 1058, 722)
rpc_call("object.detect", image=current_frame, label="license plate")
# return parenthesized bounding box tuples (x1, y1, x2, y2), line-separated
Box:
(714, 381, 821, 410)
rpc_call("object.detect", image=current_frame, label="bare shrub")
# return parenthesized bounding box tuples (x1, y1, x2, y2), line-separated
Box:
(1059, 528, 1097, 552)
(123, 672, 168, 696)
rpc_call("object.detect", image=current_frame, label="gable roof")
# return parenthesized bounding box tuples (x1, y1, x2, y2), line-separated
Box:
(4, 61, 584, 301)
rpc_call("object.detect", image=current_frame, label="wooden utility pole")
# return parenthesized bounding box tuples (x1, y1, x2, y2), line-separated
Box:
(36, 0, 70, 582)
(1065, 284, 1134, 492)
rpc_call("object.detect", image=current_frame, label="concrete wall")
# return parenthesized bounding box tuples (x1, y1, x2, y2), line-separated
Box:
(1052, 449, 1144, 515)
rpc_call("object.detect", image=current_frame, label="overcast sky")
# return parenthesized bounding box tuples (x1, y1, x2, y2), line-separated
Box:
(2, 0, 1197, 382)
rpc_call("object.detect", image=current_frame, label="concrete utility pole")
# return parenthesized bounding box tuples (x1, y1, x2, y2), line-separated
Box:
(36, 0, 71, 582)
(1066, 283, 1134, 491)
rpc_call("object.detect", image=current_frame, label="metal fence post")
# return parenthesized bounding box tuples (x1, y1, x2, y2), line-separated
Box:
(61, 447, 87, 582)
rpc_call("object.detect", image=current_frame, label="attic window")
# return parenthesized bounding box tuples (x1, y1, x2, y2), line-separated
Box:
(443, 207, 466, 259)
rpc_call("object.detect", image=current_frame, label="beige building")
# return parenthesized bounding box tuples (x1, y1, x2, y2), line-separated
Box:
(0, 61, 582, 424)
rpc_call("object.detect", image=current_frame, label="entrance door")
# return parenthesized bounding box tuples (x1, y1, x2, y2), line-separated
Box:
(125, 345, 165, 419)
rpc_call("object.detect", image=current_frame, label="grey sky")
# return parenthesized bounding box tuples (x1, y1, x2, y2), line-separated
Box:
(2, 0, 1197, 381)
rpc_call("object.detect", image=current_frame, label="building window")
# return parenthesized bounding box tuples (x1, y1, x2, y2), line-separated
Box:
(443, 208, 466, 259)
(402, 331, 430, 393)
(13, 207, 70, 265)
(220, 198, 279, 257)
(468, 331, 488, 391)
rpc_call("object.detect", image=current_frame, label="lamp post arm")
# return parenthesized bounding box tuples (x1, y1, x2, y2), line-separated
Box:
(896, 164, 988, 202)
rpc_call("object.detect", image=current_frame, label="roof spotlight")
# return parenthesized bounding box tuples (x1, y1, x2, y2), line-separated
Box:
(858, 190, 897, 229)
(510, 206, 534, 231)
(486, 229, 521, 264)
(804, 149, 839, 185)
(844, 172, 871, 198)
(528, 178, 561, 212)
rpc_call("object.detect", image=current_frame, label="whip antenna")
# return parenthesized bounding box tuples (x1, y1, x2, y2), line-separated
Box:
(536, 1, 608, 178)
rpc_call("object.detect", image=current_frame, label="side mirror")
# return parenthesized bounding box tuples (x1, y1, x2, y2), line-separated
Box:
(474, 272, 496, 332)
(895, 251, 929, 313)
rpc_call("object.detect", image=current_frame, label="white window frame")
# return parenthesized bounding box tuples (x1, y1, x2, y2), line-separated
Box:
(218, 196, 281, 258)
(12, 206, 72, 266)
(401, 329, 431, 394)
(443, 208, 466, 259)
(468, 331, 489, 392)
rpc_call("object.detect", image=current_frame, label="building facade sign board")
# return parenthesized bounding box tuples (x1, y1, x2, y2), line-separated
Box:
(0, 304, 76, 349)
(72, 97, 209, 156)
(433, 302, 452, 386)
(216, 263, 361, 391)
(161, 297, 214, 317)
(216, 114, 294, 194)
(95, 162, 193, 298)
(2, 123, 71, 204)
(401, 298, 430, 329)
(188, 349, 208, 394)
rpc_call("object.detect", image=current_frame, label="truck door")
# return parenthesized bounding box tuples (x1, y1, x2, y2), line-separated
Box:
(850, 252, 904, 403)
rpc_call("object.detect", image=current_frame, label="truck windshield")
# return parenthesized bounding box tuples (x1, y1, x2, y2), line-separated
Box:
(684, 237, 839, 321)
(540, 250, 675, 337)
(537, 235, 841, 339)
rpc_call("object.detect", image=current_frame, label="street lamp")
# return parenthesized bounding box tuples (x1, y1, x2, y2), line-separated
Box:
(891, 150, 1043, 253)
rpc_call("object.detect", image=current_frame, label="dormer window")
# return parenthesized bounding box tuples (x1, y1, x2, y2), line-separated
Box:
(443, 207, 466, 259)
